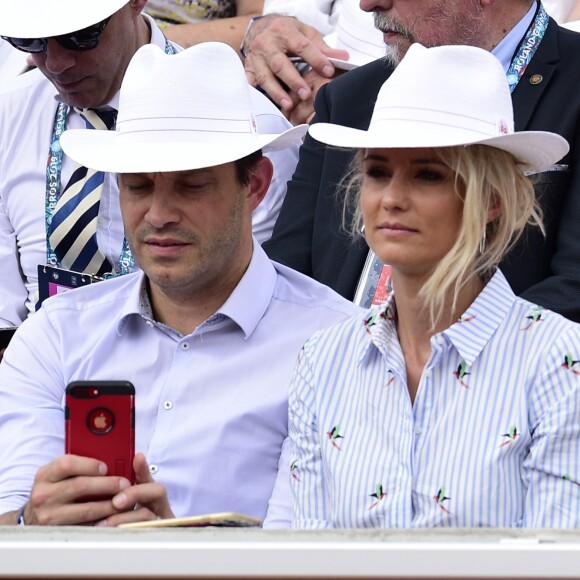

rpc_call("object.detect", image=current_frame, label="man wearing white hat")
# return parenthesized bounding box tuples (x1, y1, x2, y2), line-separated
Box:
(0, 42, 359, 527)
(0, 0, 300, 335)
(243, 0, 580, 124)
(263, 0, 580, 324)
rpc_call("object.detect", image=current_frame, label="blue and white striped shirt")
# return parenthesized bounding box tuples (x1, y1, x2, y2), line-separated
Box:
(289, 270, 580, 528)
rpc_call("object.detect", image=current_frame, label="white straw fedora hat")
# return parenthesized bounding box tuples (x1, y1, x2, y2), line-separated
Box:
(60, 42, 308, 173)
(309, 43, 569, 173)
(323, 0, 384, 70)
(0, 0, 128, 39)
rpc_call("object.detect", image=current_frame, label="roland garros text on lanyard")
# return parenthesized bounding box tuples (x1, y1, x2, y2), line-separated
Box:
(43, 39, 176, 278)
(506, 2, 549, 93)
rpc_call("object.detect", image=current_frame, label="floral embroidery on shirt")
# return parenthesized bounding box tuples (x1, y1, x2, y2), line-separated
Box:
(453, 361, 470, 388)
(327, 425, 344, 450)
(520, 306, 544, 331)
(290, 459, 300, 482)
(457, 314, 476, 324)
(363, 310, 390, 333)
(368, 484, 386, 510)
(433, 487, 452, 514)
(562, 352, 580, 375)
(499, 425, 519, 447)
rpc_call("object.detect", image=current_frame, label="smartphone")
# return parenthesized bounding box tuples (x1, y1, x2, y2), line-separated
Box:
(0, 326, 18, 350)
(65, 381, 135, 485)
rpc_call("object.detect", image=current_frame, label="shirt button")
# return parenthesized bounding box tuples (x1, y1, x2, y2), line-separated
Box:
(424, 369, 432, 378)
(181, 342, 190, 350)
(146, 320, 153, 327)
(163, 400, 173, 410)
(149, 464, 159, 474)
(415, 427, 422, 435)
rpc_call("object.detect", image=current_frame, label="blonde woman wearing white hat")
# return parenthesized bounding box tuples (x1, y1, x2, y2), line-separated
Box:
(288, 44, 580, 529)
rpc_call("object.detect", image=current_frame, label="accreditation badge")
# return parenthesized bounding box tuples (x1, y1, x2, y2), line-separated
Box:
(36, 264, 101, 310)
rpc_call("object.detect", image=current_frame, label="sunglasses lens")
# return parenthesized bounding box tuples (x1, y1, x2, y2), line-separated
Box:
(2, 36, 46, 53)
(58, 17, 110, 51)
(57, 32, 100, 51)
(1, 16, 110, 54)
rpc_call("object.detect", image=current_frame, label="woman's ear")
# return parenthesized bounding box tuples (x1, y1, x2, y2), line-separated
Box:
(487, 196, 501, 224)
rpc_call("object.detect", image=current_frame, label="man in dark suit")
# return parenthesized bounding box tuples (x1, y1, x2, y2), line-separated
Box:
(263, 0, 580, 322)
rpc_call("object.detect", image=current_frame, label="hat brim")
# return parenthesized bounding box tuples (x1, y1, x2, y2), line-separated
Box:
(308, 123, 569, 173)
(324, 31, 384, 70)
(60, 125, 307, 174)
(1, 0, 128, 38)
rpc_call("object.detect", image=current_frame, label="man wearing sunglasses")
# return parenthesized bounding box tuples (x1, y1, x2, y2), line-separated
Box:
(0, 0, 300, 339)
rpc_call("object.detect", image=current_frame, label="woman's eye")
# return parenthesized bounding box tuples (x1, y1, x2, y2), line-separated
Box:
(364, 165, 390, 179)
(416, 169, 445, 181)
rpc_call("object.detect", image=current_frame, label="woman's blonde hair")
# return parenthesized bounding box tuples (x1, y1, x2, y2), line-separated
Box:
(342, 144, 544, 328)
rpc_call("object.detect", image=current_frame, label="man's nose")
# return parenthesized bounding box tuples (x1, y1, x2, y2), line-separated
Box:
(360, 0, 393, 13)
(43, 39, 76, 74)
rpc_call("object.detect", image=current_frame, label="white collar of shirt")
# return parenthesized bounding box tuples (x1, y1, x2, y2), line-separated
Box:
(116, 240, 278, 339)
(358, 269, 517, 367)
(492, 1, 538, 73)
(53, 12, 175, 110)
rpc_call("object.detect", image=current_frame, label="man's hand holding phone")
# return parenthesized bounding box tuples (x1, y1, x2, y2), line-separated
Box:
(96, 453, 174, 527)
(16, 380, 174, 526)
(20, 453, 173, 526)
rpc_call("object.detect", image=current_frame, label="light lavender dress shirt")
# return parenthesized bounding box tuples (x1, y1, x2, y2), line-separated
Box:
(0, 242, 360, 523)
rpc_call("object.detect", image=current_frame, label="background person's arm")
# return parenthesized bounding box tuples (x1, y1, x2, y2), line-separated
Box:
(243, 10, 347, 115)
(161, 0, 264, 53)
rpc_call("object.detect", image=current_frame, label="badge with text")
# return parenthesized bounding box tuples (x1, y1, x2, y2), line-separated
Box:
(37, 265, 101, 310)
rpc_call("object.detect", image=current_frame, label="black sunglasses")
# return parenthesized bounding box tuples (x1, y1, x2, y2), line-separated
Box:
(2, 16, 111, 54)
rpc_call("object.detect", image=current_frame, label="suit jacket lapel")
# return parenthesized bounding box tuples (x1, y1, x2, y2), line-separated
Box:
(512, 19, 559, 130)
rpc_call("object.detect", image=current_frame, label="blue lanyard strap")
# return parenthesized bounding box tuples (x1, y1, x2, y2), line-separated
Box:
(506, 2, 549, 93)
(44, 38, 176, 276)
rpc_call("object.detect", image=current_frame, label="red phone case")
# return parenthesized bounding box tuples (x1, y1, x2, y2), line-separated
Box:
(65, 381, 135, 484)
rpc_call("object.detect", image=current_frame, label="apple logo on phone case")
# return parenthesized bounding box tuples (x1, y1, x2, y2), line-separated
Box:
(87, 407, 115, 435)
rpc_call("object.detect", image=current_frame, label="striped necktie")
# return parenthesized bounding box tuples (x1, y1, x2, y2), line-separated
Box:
(49, 107, 117, 277)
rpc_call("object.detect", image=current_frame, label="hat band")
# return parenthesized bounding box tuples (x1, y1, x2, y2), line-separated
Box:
(371, 105, 513, 139)
(116, 114, 259, 143)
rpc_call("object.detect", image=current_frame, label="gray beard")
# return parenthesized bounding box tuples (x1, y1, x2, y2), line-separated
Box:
(373, 1, 487, 67)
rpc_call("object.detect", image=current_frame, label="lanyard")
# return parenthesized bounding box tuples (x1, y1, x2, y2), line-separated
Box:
(44, 39, 176, 277)
(506, 2, 549, 93)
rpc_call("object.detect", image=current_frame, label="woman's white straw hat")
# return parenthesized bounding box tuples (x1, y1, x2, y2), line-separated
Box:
(1, 0, 128, 38)
(309, 43, 569, 173)
(60, 42, 308, 173)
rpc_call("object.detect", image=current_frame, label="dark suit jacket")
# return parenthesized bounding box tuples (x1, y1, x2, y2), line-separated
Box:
(263, 19, 580, 322)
